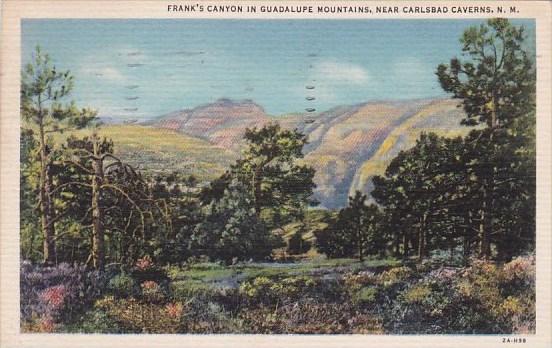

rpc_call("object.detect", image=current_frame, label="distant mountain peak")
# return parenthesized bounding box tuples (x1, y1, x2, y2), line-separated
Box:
(211, 98, 260, 107)
(147, 98, 271, 149)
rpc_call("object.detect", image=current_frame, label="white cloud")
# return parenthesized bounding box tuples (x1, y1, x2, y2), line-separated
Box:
(100, 67, 126, 81)
(312, 60, 369, 85)
(79, 65, 127, 82)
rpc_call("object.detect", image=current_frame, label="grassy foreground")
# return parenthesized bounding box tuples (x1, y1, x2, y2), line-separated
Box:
(21, 255, 535, 334)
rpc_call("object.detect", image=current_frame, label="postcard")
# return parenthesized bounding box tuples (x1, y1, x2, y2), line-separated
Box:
(1, 1, 551, 347)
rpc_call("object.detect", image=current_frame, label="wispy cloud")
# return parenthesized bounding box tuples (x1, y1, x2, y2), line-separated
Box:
(312, 60, 370, 85)
(78, 65, 127, 82)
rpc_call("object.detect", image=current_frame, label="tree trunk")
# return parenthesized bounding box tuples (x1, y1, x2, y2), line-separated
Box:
(39, 125, 56, 265)
(480, 103, 497, 260)
(393, 232, 400, 257)
(91, 139, 105, 270)
(488, 94, 498, 129)
(253, 166, 262, 216)
(402, 233, 408, 259)
(358, 223, 364, 262)
(462, 209, 472, 263)
(479, 185, 492, 260)
(417, 213, 427, 261)
(417, 228, 424, 261)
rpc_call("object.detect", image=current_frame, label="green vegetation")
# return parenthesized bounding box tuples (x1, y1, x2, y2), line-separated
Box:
(20, 19, 536, 334)
(22, 255, 535, 334)
(84, 125, 235, 181)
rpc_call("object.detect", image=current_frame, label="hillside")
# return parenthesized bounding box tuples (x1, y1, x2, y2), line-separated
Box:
(71, 125, 237, 181)
(139, 98, 470, 208)
(349, 99, 473, 201)
(145, 98, 271, 150)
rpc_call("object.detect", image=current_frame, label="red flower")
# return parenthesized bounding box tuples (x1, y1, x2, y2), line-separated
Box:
(165, 303, 184, 318)
(39, 285, 66, 310)
(135, 256, 154, 270)
(141, 280, 158, 290)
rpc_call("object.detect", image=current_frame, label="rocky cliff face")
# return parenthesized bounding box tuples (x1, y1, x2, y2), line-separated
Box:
(143, 98, 470, 208)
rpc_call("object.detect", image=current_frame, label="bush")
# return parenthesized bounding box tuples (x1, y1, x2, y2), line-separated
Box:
(170, 281, 219, 302)
(239, 275, 319, 306)
(239, 276, 272, 303)
(131, 256, 170, 284)
(239, 299, 383, 334)
(382, 257, 536, 334)
(343, 271, 378, 289)
(181, 299, 243, 333)
(60, 309, 122, 333)
(20, 261, 108, 331)
(108, 273, 138, 298)
(378, 266, 415, 287)
(352, 286, 378, 306)
(140, 281, 166, 303)
(94, 296, 183, 333)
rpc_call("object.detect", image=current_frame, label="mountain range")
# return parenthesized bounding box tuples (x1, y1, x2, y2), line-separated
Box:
(100, 98, 472, 208)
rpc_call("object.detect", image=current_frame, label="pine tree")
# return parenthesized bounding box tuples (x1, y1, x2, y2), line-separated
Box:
(21, 46, 96, 264)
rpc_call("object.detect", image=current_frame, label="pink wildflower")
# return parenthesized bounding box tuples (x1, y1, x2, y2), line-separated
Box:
(135, 256, 154, 270)
(39, 285, 66, 310)
(165, 302, 184, 318)
(141, 280, 158, 290)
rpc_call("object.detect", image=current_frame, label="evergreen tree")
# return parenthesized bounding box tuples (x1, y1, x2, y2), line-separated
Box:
(287, 222, 312, 255)
(204, 123, 317, 226)
(191, 180, 284, 263)
(315, 191, 383, 261)
(437, 18, 535, 259)
(56, 134, 158, 269)
(21, 46, 97, 264)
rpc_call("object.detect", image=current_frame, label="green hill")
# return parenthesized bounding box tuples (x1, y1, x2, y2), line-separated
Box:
(71, 125, 237, 182)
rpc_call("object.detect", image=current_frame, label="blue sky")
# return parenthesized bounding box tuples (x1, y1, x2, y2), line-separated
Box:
(22, 19, 535, 119)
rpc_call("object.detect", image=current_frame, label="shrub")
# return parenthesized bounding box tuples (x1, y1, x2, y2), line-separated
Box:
(182, 299, 243, 333)
(165, 302, 184, 318)
(20, 261, 109, 331)
(239, 276, 272, 301)
(94, 296, 183, 333)
(239, 299, 382, 334)
(379, 266, 414, 287)
(501, 254, 536, 296)
(384, 277, 458, 334)
(239, 275, 319, 306)
(382, 257, 536, 334)
(39, 285, 67, 312)
(352, 286, 378, 306)
(343, 271, 378, 290)
(60, 309, 122, 333)
(131, 256, 169, 284)
(135, 255, 154, 271)
(268, 276, 318, 301)
(170, 281, 217, 301)
(402, 283, 432, 304)
(108, 273, 138, 298)
(140, 281, 166, 303)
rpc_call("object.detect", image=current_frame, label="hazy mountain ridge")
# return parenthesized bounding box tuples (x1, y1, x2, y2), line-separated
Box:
(139, 98, 469, 208)
(145, 98, 271, 150)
